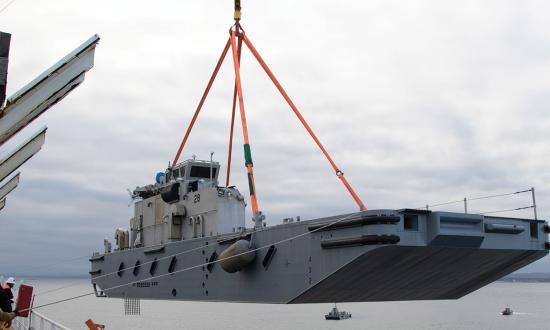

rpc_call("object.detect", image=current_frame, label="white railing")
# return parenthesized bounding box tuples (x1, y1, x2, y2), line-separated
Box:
(12, 310, 71, 330)
(419, 187, 538, 218)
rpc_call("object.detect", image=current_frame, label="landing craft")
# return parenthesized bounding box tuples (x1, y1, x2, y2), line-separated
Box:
(90, 2, 549, 303)
(90, 159, 549, 303)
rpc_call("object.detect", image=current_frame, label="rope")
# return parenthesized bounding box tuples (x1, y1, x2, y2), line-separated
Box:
(2, 254, 93, 298)
(27, 212, 357, 311)
(425, 199, 464, 208)
(468, 189, 532, 202)
(420, 188, 533, 209)
(35, 230, 252, 297)
(480, 205, 534, 215)
(31, 188, 533, 297)
(28, 191, 537, 306)
(15, 254, 92, 277)
(35, 215, 285, 298)
(0, 0, 18, 14)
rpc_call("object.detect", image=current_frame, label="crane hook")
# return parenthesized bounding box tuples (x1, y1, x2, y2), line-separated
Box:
(234, 0, 241, 21)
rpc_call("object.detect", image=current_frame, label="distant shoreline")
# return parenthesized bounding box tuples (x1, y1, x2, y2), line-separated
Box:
(4, 275, 89, 280)
(6, 273, 550, 283)
(498, 272, 550, 283)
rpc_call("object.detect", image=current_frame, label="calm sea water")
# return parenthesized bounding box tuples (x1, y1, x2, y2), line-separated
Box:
(18, 279, 550, 329)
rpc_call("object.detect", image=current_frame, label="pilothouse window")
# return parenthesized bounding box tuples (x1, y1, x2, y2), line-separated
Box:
(404, 214, 419, 231)
(166, 166, 185, 181)
(190, 166, 217, 179)
(530, 222, 538, 239)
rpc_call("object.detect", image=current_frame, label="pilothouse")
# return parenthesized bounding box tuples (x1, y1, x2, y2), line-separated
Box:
(128, 159, 247, 249)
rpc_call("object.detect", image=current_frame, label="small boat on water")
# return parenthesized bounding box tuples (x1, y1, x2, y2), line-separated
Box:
(325, 304, 351, 320)
(502, 307, 513, 316)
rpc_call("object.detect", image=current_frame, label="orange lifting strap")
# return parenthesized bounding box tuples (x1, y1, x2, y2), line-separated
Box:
(172, 15, 367, 213)
(240, 33, 366, 211)
(172, 39, 231, 167)
(225, 33, 243, 187)
(229, 27, 260, 216)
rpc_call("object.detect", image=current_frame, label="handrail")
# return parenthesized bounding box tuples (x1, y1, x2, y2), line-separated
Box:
(418, 187, 538, 219)
(12, 310, 72, 330)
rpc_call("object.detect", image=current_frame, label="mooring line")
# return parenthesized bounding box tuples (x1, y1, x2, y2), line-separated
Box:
(27, 212, 358, 311)
(35, 218, 281, 297)
(480, 205, 534, 215)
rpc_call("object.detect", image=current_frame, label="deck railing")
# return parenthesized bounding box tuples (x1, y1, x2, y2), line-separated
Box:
(419, 187, 538, 218)
(12, 310, 71, 330)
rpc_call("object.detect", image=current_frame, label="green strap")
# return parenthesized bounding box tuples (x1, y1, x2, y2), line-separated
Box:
(247, 173, 255, 196)
(244, 144, 253, 166)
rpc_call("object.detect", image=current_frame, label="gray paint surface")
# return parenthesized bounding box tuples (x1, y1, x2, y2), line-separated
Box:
(0, 127, 46, 183)
(91, 208, 549, 303)
(0, 171, 19, 200)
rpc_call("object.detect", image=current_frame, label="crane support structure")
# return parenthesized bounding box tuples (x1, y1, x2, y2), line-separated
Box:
(172, 5, 367, 213)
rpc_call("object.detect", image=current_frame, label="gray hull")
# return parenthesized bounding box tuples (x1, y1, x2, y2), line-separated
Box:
(90, 209, 549, 303)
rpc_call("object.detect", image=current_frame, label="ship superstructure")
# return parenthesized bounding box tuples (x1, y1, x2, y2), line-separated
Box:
(127, 159, 246, 249)
(90, 161, 549, 302)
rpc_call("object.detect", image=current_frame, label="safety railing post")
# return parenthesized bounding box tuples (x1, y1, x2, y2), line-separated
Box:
(532, 187, 537, 220)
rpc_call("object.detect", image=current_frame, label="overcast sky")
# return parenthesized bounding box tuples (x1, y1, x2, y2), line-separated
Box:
(0, 0, 549, 277)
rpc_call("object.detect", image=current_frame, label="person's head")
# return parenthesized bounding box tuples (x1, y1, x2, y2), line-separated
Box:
(5, 277, 15, 289)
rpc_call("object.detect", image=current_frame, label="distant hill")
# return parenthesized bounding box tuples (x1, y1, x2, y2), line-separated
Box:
(499, 272, 550, 283)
